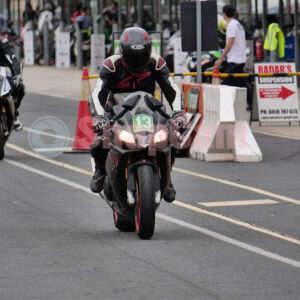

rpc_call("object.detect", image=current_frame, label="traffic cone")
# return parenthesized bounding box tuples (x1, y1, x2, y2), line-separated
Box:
(212, 66, 221, 85)
(72, 67, 96, 151)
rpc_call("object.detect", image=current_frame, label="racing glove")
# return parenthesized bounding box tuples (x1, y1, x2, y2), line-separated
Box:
(172, 111, 187, 133)
(92, 116, 106, 134)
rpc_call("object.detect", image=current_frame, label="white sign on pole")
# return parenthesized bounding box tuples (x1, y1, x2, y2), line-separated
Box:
(24, 31, 34, 65)
(254, 62, 299, 121)
(173, 37, 190, 83)
(91, 34, 105, 74)
(56, 32, 70, 68)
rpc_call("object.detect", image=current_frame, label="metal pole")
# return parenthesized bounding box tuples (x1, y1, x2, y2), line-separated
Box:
(91, 0, 99, 34)
(6, 0, 10, 20)
(152, 0, 156, 25)
(117, 0, 122, 31)
(196, 1, 202, 83)
(286, 0, 291, 13)
(294, 0, 299, 87)
(99, 0, 104, 33)
(167, 0, 172, 25)
(157, 0, 162, 31)
(137, 0, 143, 26)
(43, 21, 50, 65)
(248, 0, 252, 33)
(60, 0, 65, 31)
(126, 0, 130, 24)
(76, 22, 83, 69)
(16, 0, 21, 59)
(255, 0, 258, 27)
(279, 0, 284, 33)
(263, 0, 268, 59)
(175, 0, 179, 23)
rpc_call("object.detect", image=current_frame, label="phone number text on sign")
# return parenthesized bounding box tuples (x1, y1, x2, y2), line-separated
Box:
(254, 62, 299, 122)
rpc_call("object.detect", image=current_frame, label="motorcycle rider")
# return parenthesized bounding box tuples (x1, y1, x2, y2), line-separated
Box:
(89, 27, 186, 203)
(0, 37, 25, 131)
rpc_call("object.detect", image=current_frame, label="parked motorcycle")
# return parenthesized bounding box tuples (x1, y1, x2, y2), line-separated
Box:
(186, 51, 228, 83)
(98, 92, 180, 239)
(0, 67, 15, 160)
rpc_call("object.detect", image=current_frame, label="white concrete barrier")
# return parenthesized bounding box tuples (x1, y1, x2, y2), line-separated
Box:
(189, 85, 262, 162)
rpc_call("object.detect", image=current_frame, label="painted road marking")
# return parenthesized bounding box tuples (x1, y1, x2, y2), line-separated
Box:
(22, 127, 300, 204)
(8, 142, 300, 206)
(173, 200, 300, 245)
(5, 159, 300, 269)
(6, 143, 92, 176)
(34, 147, 73, 152)
(198, 199, 279, 207)
(173, 167, 300, 205)
(252, 129, 300, 140)
(23, 127, 75, 141)
(6, 143, 300, 244)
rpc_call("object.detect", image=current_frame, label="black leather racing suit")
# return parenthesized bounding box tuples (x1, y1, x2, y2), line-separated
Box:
(0, 37, 25, 115)
(89, 53, 183, 169)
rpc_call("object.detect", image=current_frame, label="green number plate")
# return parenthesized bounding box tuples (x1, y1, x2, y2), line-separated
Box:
(133, 114, 154, 133)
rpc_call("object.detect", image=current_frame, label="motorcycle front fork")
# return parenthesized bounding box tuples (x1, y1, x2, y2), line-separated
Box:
(0, 105, 9, 136)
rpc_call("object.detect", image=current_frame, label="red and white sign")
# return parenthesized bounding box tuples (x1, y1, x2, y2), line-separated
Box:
(254, 62, 299, 122)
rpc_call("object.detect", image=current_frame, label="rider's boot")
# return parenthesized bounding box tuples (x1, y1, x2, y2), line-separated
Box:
(90, 167, 106, 193)
(163, 179, 176, 203)
(14, 112, 23, 131)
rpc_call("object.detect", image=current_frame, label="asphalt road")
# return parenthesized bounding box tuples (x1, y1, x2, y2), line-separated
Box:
(0, 92, 299, 300)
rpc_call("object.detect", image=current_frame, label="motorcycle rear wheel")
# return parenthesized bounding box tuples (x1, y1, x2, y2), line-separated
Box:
(0, 122, 5, 160)
(135, 165, 155, 240)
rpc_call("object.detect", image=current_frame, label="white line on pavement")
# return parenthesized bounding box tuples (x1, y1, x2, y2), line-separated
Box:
(157, 213, 300, 269)
(23, 127, 75, 141)
(6, 142, 300, 245)
(198, 199, 279, 207)
(5, 158, 300, 269)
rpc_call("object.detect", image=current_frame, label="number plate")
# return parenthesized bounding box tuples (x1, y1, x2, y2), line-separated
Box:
(133, 114, 154, 133)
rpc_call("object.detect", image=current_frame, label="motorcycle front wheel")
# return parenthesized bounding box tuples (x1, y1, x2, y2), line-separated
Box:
(135, 165, 155, 240)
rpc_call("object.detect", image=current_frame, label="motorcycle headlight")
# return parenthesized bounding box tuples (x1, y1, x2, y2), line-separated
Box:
(119, 130, 135, 145)
(153, 130, 168, 144)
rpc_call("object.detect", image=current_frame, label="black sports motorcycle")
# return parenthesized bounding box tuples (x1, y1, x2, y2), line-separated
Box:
(0, 67, 15, 160)
(99, 92, 180, 240)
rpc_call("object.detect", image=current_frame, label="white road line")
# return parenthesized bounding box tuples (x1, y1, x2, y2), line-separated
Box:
(173, 167, 300, 205)
(252, 129, 300, 140)
(6, 142, 300, 245)
(34, 147, 73, 152)
(23, 127, 75, 141)
(157, 214, 300, 269)
(5, 158, 300, 269)
(198, 199, 279, 207)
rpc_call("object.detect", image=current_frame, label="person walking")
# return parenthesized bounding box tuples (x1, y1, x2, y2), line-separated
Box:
(214, 5, 252, 110)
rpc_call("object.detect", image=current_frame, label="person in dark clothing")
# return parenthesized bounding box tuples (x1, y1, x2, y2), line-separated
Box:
(88, 27, 186, 203)
(102, 1, 118, 42)
(22, 3, 38, 26)
(0, 37, 25, 131)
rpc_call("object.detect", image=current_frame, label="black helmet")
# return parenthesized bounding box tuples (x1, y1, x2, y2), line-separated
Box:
(120, 27, 152, 73)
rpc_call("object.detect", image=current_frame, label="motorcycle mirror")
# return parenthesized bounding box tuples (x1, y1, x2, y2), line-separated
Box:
(121, 95, 140, 110)
(145, 95, 163, 110)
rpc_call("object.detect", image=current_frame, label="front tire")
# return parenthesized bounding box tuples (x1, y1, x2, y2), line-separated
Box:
(135, 165, 155, 240)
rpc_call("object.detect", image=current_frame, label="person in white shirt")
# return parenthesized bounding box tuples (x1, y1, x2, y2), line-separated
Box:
(214, 5, 252, 110)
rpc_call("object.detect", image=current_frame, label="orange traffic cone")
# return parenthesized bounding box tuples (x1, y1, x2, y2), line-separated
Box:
(72, 67, 96, 151)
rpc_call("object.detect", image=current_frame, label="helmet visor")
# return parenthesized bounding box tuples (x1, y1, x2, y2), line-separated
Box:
(123, 47, 151, 73)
